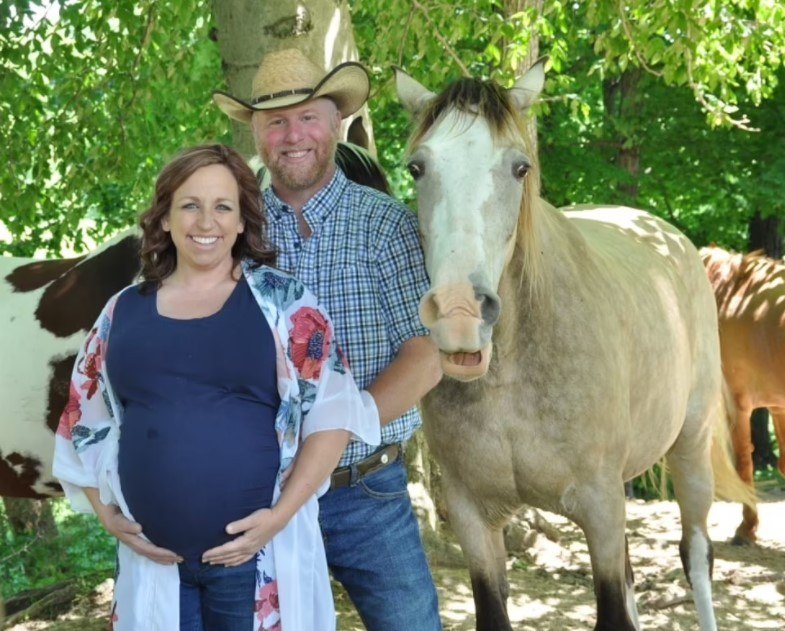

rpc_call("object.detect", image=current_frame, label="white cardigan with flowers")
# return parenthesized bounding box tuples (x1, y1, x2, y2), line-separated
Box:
(53, 262, 380, 631)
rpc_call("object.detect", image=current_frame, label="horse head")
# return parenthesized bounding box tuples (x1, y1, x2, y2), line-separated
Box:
(395, 60, 545, 381)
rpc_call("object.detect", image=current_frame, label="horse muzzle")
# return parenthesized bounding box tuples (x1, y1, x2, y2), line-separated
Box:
(439, 343, 493, 381)
(419, 283, 500, 380)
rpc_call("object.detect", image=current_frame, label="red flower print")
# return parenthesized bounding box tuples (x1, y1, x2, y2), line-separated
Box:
(78, 329, 103, 400)
(57, 382, 83, 439)
(256, 579, 280, 625)
(290, 307, 331, 380)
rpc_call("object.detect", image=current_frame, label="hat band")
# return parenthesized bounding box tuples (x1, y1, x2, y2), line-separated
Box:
(251, 88, 314, 105)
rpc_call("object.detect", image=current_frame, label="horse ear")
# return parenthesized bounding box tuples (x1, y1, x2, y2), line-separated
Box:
(393, 66, 436, 116)
(508, 56, 548, 112)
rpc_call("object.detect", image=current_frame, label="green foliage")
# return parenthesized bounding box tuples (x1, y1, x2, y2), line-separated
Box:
(585, 0, 785, 127)
(352, 0, 785, 248)
(0, 499, 115, 598)
(3, 0, 785, 253)
(541, 62, 785, 249)
(1, 0, 229, 256)
(352, 0, 547, 206)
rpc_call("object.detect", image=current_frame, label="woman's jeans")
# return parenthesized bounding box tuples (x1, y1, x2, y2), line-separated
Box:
(179, 557, 256, 631)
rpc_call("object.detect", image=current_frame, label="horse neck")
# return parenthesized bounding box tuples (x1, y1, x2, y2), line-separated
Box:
(495, 198, 585, 353)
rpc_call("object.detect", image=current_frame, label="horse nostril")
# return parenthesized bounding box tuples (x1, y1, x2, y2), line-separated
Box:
(477, 289, 501, 326)
(419, 290, 440, 328)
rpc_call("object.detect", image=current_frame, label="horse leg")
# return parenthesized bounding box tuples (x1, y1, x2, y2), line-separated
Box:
(730, 404, 758, 543)
(444, 480, 511, 631)
(667, 438, 717, 631)
(469, 527, 510, 631)
(571, 483, 639, 631)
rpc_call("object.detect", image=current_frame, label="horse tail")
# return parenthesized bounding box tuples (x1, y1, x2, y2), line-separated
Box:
(711, 380, 756, 509)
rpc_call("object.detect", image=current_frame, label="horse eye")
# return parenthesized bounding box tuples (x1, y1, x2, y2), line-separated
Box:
(513, 161, 530, 180)
(407, 161, 424, 180)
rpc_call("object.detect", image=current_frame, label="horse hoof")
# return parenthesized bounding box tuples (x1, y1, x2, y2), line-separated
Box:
(730, 532, 756, 546)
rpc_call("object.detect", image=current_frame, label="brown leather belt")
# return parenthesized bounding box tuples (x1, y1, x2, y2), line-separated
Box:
(329, 443, 401, 490)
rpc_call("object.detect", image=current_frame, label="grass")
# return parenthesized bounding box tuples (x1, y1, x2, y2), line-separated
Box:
(0, 499, 115, 601)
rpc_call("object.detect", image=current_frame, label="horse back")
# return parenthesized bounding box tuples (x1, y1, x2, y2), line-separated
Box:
(701, 247, 785, 409)
(555, 205, 721, 474)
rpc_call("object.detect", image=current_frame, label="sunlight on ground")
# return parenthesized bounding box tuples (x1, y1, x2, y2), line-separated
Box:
(6, 493, 784, 630)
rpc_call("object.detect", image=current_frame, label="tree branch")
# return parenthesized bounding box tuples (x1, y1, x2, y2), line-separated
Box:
(119, 2, 159, 144)
(410, 0, 471, 77)
(683, 47, 758, 131)
(397, 7, 416, 68)
(617, 0, 662, 78)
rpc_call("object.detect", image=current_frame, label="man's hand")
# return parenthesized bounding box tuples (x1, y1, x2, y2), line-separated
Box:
(201, 508, 285, 567)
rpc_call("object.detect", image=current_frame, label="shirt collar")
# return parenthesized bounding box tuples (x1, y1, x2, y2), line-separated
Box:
(263, 168, 349, 229)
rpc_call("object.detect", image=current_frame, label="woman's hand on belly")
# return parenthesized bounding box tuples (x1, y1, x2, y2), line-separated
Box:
(103, 507, 183, 565)
(201, 507, 285, 567)
(84, 488, 183, 565)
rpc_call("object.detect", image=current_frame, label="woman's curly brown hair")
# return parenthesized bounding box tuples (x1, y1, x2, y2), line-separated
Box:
(138, 144, 276, 289)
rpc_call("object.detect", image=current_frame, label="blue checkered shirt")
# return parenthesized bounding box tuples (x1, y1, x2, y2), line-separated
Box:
(264, 169, 431, 466)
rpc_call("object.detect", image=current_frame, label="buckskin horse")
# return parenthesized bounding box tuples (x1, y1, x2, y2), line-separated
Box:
(395, 60, 752, 631)
(0, 141, 388, 501)
(701, 245, 785, 544)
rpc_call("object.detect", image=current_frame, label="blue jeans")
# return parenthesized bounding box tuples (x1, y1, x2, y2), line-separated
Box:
(319, 457, 442, 631)
(178, 557, 256, 631)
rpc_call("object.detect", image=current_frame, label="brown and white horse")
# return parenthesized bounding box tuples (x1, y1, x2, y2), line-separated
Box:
(0, 229, 142, 498)
(395, 60, 751, 631)
(701, 246, 785, 543)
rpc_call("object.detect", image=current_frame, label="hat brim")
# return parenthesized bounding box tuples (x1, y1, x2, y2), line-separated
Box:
(213, 61, 370, 123)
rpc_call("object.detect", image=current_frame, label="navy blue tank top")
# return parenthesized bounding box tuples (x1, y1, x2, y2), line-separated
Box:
(109, 276, 280, 561)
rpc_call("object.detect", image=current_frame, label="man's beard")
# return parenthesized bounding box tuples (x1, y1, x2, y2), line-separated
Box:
(262, 137, 338, 192)
(274, 155, 331, 191)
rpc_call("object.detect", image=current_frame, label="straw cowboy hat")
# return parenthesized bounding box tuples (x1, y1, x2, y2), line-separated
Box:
(213, 48, 370, 123)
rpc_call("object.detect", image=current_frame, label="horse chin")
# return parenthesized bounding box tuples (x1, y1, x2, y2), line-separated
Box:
(440, 344, 492, 381)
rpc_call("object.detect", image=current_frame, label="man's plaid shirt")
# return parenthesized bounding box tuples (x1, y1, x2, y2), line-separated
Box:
(264, 169, 431, 467)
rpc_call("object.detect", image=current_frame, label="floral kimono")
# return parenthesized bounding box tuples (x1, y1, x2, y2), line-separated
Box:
(53, 263, 381, 631)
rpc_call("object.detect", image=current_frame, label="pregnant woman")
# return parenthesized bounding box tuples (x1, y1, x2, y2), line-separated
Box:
(53, 144, 379, 631)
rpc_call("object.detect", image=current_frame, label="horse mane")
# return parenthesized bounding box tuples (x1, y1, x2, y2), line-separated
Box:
(407, 77, 543, 296)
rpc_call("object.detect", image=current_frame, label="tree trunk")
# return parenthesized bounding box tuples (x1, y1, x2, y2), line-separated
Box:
(211, 0, 374, 157)
(2, 498, 57, 539)
(603, 69, 642, 201)
(748, 213, 782, 258)
(747, 213, 782, 471)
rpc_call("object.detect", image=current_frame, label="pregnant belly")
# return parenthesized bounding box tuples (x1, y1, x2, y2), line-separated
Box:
(118, 406, 279, 560)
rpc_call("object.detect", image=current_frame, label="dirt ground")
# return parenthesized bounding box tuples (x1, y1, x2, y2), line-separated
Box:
(5, 484, 785, 630)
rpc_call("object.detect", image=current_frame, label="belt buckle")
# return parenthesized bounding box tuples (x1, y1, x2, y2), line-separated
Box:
(364, 443, 396, 476)
(329, 444, 399, 491)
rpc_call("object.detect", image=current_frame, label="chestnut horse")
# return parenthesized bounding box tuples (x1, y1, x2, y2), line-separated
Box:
(701, 246, 785, 543)
(395, 60, 752, 631)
